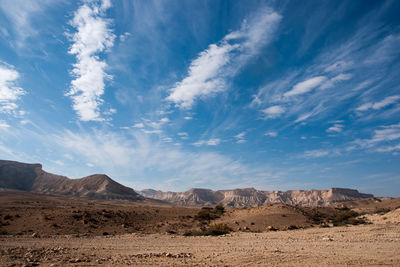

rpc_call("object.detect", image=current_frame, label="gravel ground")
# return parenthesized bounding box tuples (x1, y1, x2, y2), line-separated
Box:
(1, 222, 399, 266)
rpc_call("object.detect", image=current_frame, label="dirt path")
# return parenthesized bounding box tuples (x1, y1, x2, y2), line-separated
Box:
(1, 222, 399, 266)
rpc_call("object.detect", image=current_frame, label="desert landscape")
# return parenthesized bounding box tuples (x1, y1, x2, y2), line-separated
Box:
(1, 1, 400, 266)
(1, 160, 400, 266)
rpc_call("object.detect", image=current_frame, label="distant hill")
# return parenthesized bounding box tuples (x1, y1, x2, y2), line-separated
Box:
(0, 160, 143, 201)
(140, 187, 374, 207)
(0, 159, 375, 206)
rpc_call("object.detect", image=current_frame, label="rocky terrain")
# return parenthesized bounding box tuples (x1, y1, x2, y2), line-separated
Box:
(0, 160, 143, 201)
(0, 214, 399, 266)
(0, 189, 399, 266)
(140, 187, 374, 207)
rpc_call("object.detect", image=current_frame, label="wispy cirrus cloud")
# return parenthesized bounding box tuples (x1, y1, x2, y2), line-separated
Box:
(54, 129, 276, 190)
(234, 131, 246, 144)
(262, 105, 285, 119)
(167, 9, 281, 109)
(284, 76, 327, 97)
(356, 95, 400, 112)
(0, 0, 56, 46)
(0, 120, 10, 128)
(352, 123, 400, 153)
(66, 0, 115, 121)
(302, 149, 330, 159)
(0, 63, 25, 114)
(326, 121, 344, 133)
(193, 138, 221, 146)
(251, 4, 400, 126)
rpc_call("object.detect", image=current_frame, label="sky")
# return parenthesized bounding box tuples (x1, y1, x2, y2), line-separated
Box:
(0, 0, 399, 197)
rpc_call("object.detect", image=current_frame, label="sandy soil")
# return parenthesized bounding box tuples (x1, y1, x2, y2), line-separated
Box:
(1, 192, 400, 266)
(1, 222, 399, 266)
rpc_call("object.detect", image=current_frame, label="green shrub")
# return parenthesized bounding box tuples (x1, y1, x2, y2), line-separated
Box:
(195, 205, 226, 221)
(195, 209, 213, 221)
(202, 224, 232, 236)
(214, 205, 225, 215)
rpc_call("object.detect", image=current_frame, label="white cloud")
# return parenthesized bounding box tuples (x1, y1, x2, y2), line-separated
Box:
(0, 63, 25, 113)
(133, 122, 145, 128)
(167, 9, 281, 109)
(370, 124, 400, 144)
(284, 76, 327, 97)
(324, 61, 353, 73)
(356, 95, 400, 112)
(0, 120, 10, 128)
(162, 137, 173, 143)
(294, 113, 312, 123)
(0, 0, 54, 46)
(320, 73, 352, 90)
(146, 117, 169, 129)
(235, 131, 247, 144)
(353, 123, 400, 152)
(235, 132, 246, 139)
(262, 105, 285, 118)
(66, 0, 115, 121)
(326, 123, 344, 133)
(166, 42, 238, 109)
(375, 144, 400, 153)
(119, 32, 131, 42)
(184, 116, 193, 120)
(142, 129, 162, 135)
(177, 132, 189, 140)
(302, 149, 330, 158)
(265, 131, 278, 137)
(103, 108, 116, 115)
(193, 138, 221, 146)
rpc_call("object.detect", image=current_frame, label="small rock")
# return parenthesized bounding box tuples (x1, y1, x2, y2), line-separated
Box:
(32, 232, 38, 238)
(322, 237, 334, 241)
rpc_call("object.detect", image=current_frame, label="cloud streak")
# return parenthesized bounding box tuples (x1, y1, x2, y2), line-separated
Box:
(356, 95, 400, 112)
(0, 63, 25, 114)
(262, 105, 285, 119)
(66, 0, 115, 121)
(167, 9, 281, 109)
(193, 138, 221, 146)
(284, 76, 326, 97)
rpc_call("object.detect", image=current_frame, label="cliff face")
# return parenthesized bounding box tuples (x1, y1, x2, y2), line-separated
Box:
(0, 160, 143, 201)
(0, 160, 375, 206)
(140, 187, 374, 207)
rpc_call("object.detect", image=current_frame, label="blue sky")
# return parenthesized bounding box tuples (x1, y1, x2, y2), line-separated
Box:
(0, 0, 399, 196)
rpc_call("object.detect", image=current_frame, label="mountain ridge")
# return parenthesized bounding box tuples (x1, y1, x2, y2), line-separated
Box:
(139, 187, 375, 207)
(0, 160, 143, 201)
(0, 159, 375, 206)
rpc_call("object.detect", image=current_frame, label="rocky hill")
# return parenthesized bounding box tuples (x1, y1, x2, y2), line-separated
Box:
(140, 187, 374, 207)
(0, 160, 143, 201)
